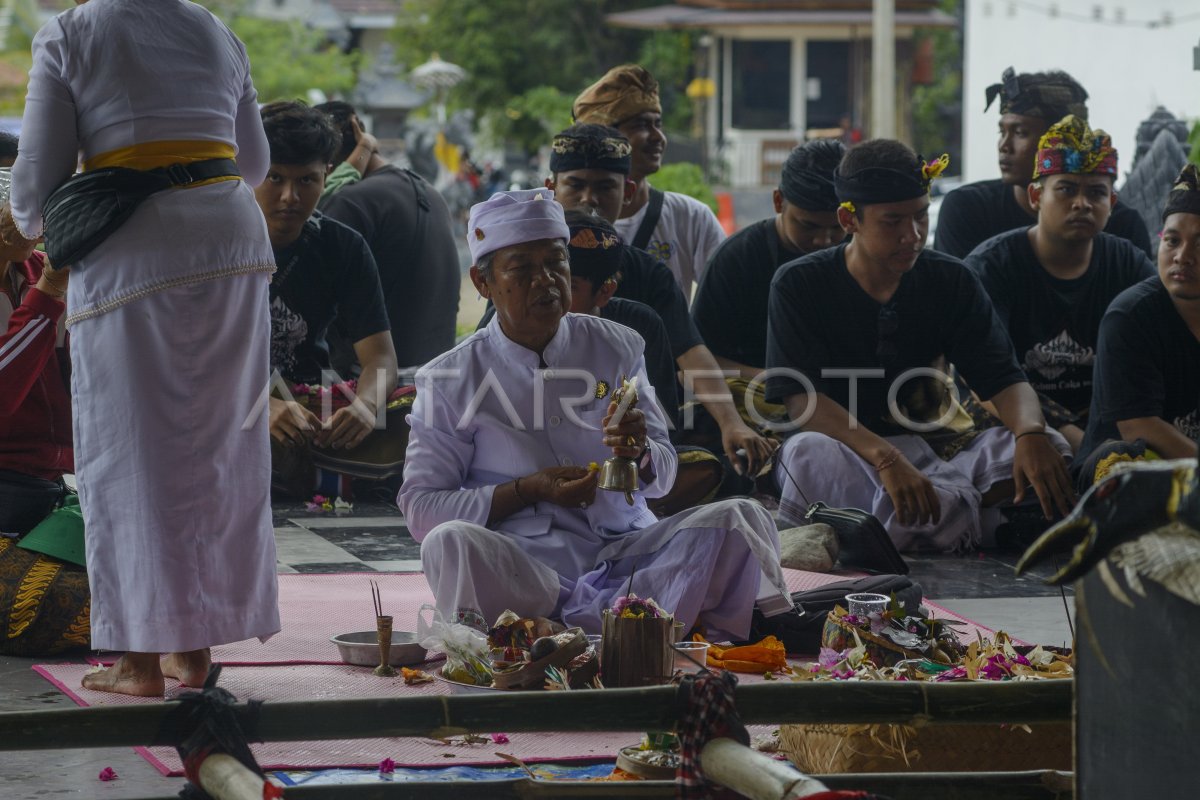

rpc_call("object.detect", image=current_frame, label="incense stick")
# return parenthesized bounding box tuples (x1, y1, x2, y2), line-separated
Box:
(623, 561, 639, 599)
(371, 580, 384, 618)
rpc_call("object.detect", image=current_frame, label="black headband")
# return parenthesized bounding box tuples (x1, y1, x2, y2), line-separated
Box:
(780, 168, 838, 211)
(550, 134, 631, 175)
(835, 167, 927, 209)
(567, 224, 622, 284)
(1163, 164, 1200, 223)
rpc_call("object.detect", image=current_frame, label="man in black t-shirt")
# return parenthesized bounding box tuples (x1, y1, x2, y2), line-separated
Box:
(693, 139, 846, 379)
(256, 101, 398, 454)
(564, 209, 724, 515)
(767, 140, 1074, 552)
(934, 67, 1150, 259)
(544, 123, 777, 476)
(1080, 164, 1200, 481)
(316, 101, 460, 370)
(965, 115, 1154, 453)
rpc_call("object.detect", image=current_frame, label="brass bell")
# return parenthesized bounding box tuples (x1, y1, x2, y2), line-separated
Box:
(597, 376, 640, 506)
(597, 455, 638, 505)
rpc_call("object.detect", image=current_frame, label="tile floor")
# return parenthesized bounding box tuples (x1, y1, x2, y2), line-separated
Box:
(0, 499, 1076, 799)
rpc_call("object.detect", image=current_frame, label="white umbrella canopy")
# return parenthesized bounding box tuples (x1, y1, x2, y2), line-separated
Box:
(411, 54, 467, 91)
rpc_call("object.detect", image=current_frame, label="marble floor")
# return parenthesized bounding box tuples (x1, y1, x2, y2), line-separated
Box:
(0, 498, 1076, 799)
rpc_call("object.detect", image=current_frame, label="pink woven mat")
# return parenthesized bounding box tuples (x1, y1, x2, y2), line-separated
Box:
(90, 572, 435, 666)
(89, 569, 867, 667)
(34, 662, 776, 776)
(35, 568, 1000, 777)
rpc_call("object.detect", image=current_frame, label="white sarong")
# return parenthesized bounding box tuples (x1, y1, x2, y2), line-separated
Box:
(72, 271, 279, 652)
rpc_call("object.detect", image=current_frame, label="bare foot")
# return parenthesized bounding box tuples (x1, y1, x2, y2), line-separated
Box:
(81, 653, 164, 697)
(161, 649, 211, 687)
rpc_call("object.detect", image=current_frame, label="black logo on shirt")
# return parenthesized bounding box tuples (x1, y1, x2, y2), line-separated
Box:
(1175, 409, 1200, 441)
(1024, 329, 1094, 381)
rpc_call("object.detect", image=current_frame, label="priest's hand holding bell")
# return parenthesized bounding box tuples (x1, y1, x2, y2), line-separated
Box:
(598, 377, 647, 505)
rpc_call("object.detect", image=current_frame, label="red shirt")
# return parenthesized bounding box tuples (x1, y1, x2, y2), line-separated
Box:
(0, 251, 73, 480)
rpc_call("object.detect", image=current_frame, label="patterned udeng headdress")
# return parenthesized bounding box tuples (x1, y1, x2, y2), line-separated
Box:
(1032, 115, 1118, 181)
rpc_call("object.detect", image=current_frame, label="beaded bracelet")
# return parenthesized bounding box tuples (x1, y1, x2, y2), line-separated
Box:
(1015, 430, 1049, 442)
(513, 476, 530, 505)
(40, 270, 67, 296)
(875, 447, 901, 472)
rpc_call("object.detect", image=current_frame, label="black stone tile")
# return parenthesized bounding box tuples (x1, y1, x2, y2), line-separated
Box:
(905, 553, 1074, 599)
(291, 562, 375, 574)
(311, 527, 420, 561)
(272, 498, 404, 527)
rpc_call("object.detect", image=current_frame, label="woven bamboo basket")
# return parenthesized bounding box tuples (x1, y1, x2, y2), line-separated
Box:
(780, 720, 1071, 773)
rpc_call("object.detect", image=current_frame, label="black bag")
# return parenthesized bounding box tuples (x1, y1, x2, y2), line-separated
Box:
(796, 501, 910, 576)
(42, 158, 240, 268)
(773, 452, 910, 575)
(749, 574, 920, 654)
(790, 574, 921, 618)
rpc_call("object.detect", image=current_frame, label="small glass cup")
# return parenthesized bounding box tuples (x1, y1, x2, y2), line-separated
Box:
(846, 592, 890, 619)
(586, 633, 602, 656)
(671, 641, 710, 672)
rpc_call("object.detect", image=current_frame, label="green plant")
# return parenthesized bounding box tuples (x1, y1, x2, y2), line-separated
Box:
(1189, 120, 1200, 166)
(652, 163, 717, 214)
(229, 17, 359, 103)
(481, 86, 574, 156)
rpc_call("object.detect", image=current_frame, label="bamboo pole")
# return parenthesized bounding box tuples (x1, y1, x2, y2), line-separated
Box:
(129, 771, 1074, 800)
(0, 680, 1072, 752)
(699, 738, 829, 799)
(195, 754, 272, 800)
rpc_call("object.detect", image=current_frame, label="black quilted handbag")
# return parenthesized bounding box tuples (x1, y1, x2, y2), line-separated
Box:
(42, 158, 240, 267)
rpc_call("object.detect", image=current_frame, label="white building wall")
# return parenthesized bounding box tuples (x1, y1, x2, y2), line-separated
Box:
(963, 0, 1200, 184)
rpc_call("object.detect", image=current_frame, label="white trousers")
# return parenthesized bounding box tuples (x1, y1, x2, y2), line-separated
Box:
(420, 498, 789, 641)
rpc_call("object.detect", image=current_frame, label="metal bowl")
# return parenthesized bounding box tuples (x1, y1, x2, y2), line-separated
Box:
(331, 630, 429, 667)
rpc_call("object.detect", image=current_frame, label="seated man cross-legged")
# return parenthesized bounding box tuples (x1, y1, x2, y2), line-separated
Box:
(399, 189, 797, 644)
(255, 101, 399, 497)
(767, 140, 1076, 552)
(1078, 164, 1200, 483)
(964, 115, 1154, 454)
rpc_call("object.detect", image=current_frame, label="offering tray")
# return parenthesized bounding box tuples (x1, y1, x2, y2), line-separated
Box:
(616, 745, 679, 779)
(491, 627, 588, 690)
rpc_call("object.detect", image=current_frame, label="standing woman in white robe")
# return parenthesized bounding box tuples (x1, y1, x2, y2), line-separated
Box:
(0, 0, 280, 695)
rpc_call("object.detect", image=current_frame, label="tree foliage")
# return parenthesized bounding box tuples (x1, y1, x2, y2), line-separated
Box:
(190, 1, 359, 103)
(227, 17, 359, 103)
(910, 0, 962, 173)
(653, 163, 717, 213)
(394, 0, 699, 151)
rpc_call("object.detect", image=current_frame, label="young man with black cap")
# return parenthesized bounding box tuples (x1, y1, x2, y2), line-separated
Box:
(693, 138, 847, 381)
(573, 64, 725, 299)
(935, 67, 1150, 258)
(1079, 164, 1200, 479)
(767, 140, 1074, 552)
(254, 102, 398, 469)
(544, 123, 778, 478)
(316, 100, 460, 371)
(565, 209, 725, 515)
(964, 116, 1154, 453)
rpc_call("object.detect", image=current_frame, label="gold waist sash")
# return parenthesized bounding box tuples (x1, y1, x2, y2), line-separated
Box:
(83, 140, 239, 188)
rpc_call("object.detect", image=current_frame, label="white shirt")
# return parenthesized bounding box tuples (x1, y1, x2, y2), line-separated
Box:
(399, 313, 678, 578)
(615, 186, 726, 300)
(10, 0, 274, 323)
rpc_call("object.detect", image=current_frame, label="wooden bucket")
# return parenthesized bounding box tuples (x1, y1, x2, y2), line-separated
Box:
(600, 610, 675, 688)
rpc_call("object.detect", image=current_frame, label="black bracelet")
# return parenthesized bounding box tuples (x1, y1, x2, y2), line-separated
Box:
(1015, 430, 1049, 441)
(513, 476, 530, 505)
